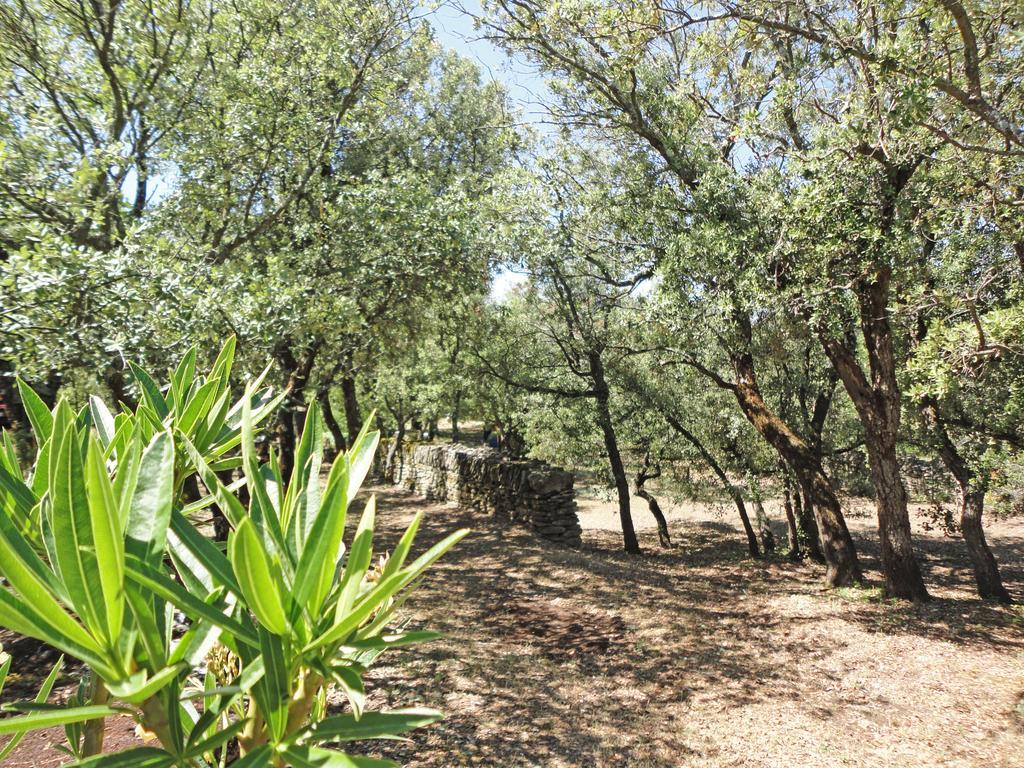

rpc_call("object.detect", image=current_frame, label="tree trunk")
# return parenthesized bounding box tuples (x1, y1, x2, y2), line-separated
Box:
(340, 374, 361, 448)
(590, 353, 639, 554)
(730, 349, 861, 585)
(384, 420, 406, 483)
(103, 358, 131, 409)
(820, 258, 928, 601)
(921, 398, 1010, 602)
(752, 499, 775, 555)
(792, 480, 824, 562)
(451, 388, 462, 443)
(275, 342, 319, 482)
(866, 431, 928, 600)
(318, 387, 345, 458)
(782, 475, 801, 560)
(662, 412, 760, 557)
(961, 489, 1011, 602)
(634, 460, 673, 548)
(0, 359, 26, 431)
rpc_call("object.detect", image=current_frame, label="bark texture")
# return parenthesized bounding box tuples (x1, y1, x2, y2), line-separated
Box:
(730, 348, 861, 585)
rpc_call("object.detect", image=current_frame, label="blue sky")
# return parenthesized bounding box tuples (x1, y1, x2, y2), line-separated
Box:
(425, 1, 551, 124)
(424, 2, 542, 298)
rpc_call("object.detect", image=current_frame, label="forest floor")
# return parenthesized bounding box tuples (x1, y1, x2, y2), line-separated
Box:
(3, 487, 1023, 767)
(350, 487, 1024, 768)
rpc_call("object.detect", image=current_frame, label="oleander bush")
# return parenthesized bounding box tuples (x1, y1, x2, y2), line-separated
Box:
(0, 339, 466, 766)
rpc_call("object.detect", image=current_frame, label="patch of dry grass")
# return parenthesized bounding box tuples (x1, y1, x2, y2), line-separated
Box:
(353, 488, 1024, 768)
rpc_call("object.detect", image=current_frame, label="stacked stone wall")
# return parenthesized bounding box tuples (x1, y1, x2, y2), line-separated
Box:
(392, 443, 581, 547)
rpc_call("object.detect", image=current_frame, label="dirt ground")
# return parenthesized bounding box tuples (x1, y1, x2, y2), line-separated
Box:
(3, 487, 1023, 767)
(352, 488, 1024, 768)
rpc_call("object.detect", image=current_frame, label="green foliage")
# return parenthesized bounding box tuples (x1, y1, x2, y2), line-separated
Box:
(0, 343, 464, 765)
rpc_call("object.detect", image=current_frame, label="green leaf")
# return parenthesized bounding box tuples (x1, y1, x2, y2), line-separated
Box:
(255, 628, 289, 741)
(306, 708, 442, 742)
(167, 509, 240, 595)
(334, 496, 376, 622)
(310, 529, 468, 653)
(16, 378, 53, 445)
(69, 746, 175, 767)
(106, 665, 183, 704)
(84, 435, 124, 646)
(239, 385, 290, 566)
(88, 397, 117, 448)
(345, 425, 380, 504)
(178, 434, 246, 528)
(281, 745, 399, 768)
(0, 705, 120, 735)
(177, 379, 220, 438)
(125, 431, 174, 565)
(170, 347, 198, 411)
(209, 337, 236, 386)
(125, 556, 257, 648)
(0, 655, 64, 761)
(380, 513, 421, 579)
(291, 455, 348, 615)
(129, 363, 170, 421)
(0, 461, 37, 539)
(282, 403, 324, 545)
(50, 424, 108, 641)
(181, 718, 247, 760)
(228, 518, 289, 636)
(341, 630, 442, 651)
(227, 745, 272, 768)
(327, 664, 365, 720)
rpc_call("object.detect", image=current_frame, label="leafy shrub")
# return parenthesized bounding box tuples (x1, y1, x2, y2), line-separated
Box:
(0, 339, 466, 766)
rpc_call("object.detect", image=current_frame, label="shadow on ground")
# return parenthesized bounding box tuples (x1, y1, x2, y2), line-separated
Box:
(349, 487, 1024, 768)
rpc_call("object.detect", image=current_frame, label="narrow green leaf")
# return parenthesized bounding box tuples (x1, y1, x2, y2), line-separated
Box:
(88, 397, 116, 448)
(167, 509, 240, 594)
(68, 746, 176, 767)
(177, 379, 220, 438)
(0, 655, 63, 761)
(85, 435, 124, 646)
(179, 435, 246, 528)
(227, 745, 272, 768)
(307, 708, 442, 742)
(171, 347, 198, 410)
(129, 363, 170, 421)
(345, 426, 380, 504)
(291, 456, 348, 615)
(209, 336, 236, 386)
(125, 431, 174, 565)
(281, 745, 399, 768)
(106, 665, 183, 704)
(16, 378, 53, 445)
(341, 631, 442, 651)
(0, 462, 37, 538)
(0, 705, 120, 735)
(50, 424, 107, 641)
(125, 557, 257, 648)
(328, 664, 365, 720)
(282, 402, 324, 539)
(334, 496, 376, 622)
(380, 513, 421, 579)
(228, 519, 289, 636)
(256, 629, 288, 741)
(310, 529, 468, 653)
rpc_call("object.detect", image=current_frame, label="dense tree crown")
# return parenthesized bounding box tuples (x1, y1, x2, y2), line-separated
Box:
(2, 0, 1022, 604)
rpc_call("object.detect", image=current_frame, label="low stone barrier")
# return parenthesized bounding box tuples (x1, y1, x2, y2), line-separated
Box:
(392, 443, 582, 547)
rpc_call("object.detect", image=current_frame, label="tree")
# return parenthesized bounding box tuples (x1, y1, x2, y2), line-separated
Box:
(481, 0, 864, 587)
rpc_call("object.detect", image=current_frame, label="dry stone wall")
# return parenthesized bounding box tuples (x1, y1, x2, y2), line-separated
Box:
(392, 443, 582, 547)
